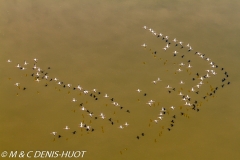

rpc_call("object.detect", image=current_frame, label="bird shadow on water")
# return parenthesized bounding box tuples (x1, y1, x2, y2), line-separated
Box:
(4, 26, 231, 157)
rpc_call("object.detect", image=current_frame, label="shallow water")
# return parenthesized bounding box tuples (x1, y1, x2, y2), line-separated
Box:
(1, 0, 240, 159)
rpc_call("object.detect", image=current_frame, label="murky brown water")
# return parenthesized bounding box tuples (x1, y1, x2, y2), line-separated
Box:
(1, 0, 240, 159)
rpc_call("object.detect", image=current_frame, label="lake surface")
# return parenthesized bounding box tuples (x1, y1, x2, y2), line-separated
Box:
(0, 0, 240, 159)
